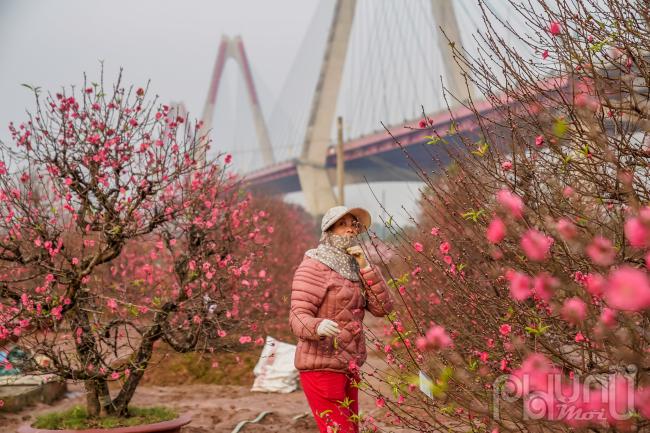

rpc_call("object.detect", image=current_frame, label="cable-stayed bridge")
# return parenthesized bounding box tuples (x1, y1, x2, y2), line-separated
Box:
(194, 0, 525, 216)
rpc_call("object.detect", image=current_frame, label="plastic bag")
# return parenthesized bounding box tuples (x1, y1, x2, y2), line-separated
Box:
(251, 336, 299, 393)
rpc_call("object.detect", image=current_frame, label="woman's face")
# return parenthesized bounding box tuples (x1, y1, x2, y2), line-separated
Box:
(330, 213, 360, 237)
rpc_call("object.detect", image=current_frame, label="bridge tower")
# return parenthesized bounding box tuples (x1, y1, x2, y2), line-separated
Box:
(197, 35, 275, 166)
(298, 0, 470, 217)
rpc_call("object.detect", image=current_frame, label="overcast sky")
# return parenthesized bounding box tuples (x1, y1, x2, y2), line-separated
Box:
(0, 0, 497, 227)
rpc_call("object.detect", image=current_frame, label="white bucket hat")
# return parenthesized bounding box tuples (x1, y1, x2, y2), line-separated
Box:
(321, 205, 371, 233)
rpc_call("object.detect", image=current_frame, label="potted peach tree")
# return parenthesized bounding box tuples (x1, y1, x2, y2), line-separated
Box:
(0, 71, 270, 432)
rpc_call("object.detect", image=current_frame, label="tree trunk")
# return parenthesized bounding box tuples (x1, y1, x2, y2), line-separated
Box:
(84, 380, 101, 417)
(96, 378, 115, 416)
(113, 322, 159, 416)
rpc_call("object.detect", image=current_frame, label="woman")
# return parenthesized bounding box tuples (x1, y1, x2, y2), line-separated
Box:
(289, 205, 394, 433)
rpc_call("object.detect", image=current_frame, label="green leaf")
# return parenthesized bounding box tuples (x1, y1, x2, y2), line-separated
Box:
(590, 40, 607, 52)
(425, 135, 443, 145)
(440, 404, 455, 415)
(108, 225, 122, 235)
(525, 319, 550, 336)
(471, 140, 489, 157)
(553, 117, 569, 138)
(348, 414, 361, 423)
(461, 209, 485, 223)
(127, 304, 139, 317)
(336, 396, 354, 408)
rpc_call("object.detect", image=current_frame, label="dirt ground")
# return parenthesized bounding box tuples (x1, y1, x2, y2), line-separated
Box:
(2, 317, 415, 433)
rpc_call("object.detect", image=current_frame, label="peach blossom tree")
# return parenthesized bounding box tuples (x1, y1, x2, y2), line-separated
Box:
(359, 1, 650, 431)
(0, 71, 272, 417)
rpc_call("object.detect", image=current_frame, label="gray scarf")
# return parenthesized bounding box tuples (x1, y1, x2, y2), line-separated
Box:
(305, 233, 360, 281)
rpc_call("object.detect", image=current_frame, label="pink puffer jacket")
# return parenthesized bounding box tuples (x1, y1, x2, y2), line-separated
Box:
(289, 256, 394, 373)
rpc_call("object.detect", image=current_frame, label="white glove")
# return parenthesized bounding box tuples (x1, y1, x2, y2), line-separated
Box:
(346, 246, 368, 269)
(316, 319, 340, 337)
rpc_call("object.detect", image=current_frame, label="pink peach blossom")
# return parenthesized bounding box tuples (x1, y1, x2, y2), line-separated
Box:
(561, 297, 587, 325)
(520, 229, 553, 261)
(624, 216, 650, 248)
(600, 307, 617, 327)
(532, 272, 558, 302)
(605, 266, 650, 311)
(562, 186, 574, 197)
(496, 189, 524, 219)
(507, 270, 532, 301)
(586, 236, 616, 266)
(486, 217, 506, 244)
(418, 324, 452, 351)
(413, 242, 424, 253)
(548, 21, 561, 35)
(585, 273, 606, 296)
(508, 353, 558, 396)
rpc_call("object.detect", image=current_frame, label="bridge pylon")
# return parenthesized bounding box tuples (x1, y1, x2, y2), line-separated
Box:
(196, 35, 275, 166)
(298, 0, 357, 217)
(298, 0, 471, 217)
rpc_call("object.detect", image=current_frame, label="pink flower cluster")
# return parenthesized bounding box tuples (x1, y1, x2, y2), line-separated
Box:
(415, 324, 452, 352)
(507, 354, 646, 428)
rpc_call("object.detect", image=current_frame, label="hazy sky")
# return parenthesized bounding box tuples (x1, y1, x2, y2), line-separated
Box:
(0, 0, 319, 127)
(0, 0, 499, 227)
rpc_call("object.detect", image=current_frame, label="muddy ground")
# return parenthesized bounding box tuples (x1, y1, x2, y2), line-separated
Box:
(2, 317, 416, 432)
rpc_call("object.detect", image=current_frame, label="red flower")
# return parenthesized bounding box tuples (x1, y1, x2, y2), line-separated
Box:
(548, 21, 561, 36)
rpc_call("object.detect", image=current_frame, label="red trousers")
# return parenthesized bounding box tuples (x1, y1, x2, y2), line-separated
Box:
(299, 370, 360, 433)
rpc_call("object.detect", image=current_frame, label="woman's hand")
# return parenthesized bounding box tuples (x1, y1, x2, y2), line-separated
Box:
(316, 319, 341, 337)
(346, 245, 368, 269)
